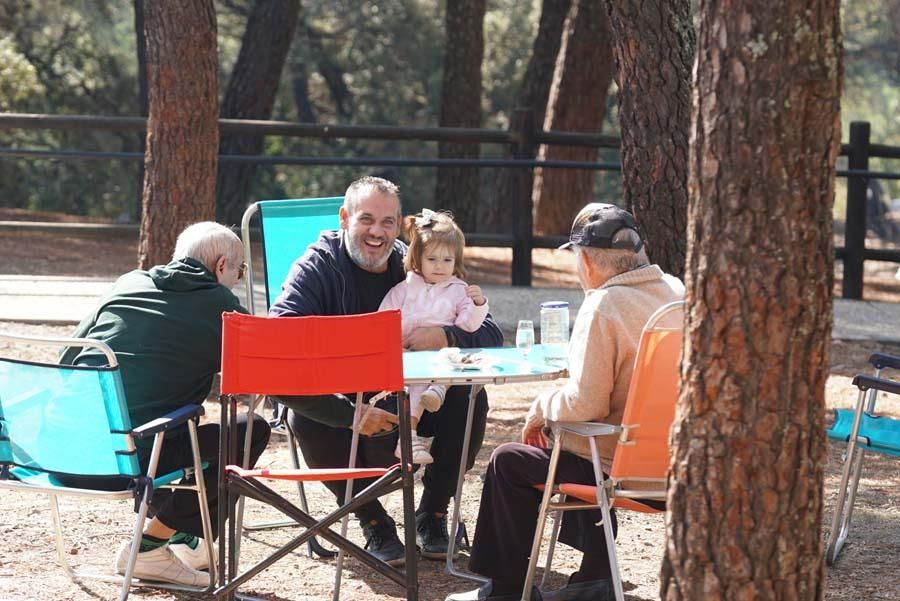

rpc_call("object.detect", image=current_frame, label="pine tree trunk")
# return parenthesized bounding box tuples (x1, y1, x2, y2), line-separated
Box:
(216, 0, 301, 226)
(133, 0, 148, 223)
(139, 0, 218, 269)
(435, 0, 486, 232)
(482, 0, 571, 233)
(532, 0, 613, 235)
(602, 0, 693, 278)
(660, 2, 842, 599)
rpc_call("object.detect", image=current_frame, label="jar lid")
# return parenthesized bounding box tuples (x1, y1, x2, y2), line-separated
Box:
(540, 301, 569, 309)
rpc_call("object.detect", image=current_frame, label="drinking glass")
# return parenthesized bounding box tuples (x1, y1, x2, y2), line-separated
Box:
(516, 320, 535, 359)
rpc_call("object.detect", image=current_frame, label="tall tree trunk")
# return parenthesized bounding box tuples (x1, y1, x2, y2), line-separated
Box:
(482, 0, 572, 233)
(139, 1, 218, 269)
(602, 0, 693, 278)
(532, 0, 613, 235)
(660, 2, 842, 600)
(435, 0, 486, 232)
(216, 0, 301, 226)
(133, 0, 148, 223)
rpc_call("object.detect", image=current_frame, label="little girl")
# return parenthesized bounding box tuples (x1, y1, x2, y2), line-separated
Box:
(379, 208, 488, 464)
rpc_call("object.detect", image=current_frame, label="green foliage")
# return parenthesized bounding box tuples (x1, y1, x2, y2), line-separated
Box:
(0, 36, 44, 110)
(0, 0, 897, 223)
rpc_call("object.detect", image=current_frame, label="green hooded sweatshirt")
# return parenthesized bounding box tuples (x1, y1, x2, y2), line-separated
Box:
(60, 258, 247, 441)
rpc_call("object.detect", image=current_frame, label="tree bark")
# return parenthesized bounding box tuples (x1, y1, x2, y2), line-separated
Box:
(660, 2, 842, 600)
(532, 0, 613, 235)
(435, 0, 486, 232)
(216, 0, 301, 226)
(139, 0, 218, 269)
(482, 0, 572, 233)
(133, 0, 148, 223)
(602, 0, 693, 278)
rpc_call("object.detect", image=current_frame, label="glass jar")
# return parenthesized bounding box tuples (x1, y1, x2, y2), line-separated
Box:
(540, 301, 570, 365)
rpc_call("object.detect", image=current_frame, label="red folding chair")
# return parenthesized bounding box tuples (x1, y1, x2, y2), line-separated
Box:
(214, 310, 418, 601)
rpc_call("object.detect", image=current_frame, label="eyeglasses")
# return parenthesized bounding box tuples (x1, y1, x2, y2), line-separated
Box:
(237, 262, 248, 281)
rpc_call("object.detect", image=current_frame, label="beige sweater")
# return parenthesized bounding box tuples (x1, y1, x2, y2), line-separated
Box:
(526, 264, 684, 469)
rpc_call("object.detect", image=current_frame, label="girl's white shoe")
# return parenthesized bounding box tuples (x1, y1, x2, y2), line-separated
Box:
(395, 433, 434, 464)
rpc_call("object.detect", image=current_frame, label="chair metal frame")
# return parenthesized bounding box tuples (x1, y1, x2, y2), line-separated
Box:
(825, 352, 900, 565)
(522, 300, 684, 601)
(213, 311, 418, 601)
(236, 197, 343, 556)
(0, 332, 215, 601)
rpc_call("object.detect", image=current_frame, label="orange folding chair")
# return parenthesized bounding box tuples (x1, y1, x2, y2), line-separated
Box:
(213, 310, 418, 601)
(524, 300, 684, 601)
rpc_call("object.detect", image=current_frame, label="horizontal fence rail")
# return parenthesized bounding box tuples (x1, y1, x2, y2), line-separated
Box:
(1, 113, 899, 294)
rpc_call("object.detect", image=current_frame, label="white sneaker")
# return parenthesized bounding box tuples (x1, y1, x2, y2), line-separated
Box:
(395, 433, 434, 464)
(170, 537, 214, 571)
(420, 387, 445, 412)
(115, 540, 210, 587)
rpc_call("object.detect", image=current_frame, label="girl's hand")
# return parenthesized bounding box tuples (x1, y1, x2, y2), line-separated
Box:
(466, 285, 486, 306)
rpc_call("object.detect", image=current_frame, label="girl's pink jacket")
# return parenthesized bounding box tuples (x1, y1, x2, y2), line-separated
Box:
(378, 271, 489, 337)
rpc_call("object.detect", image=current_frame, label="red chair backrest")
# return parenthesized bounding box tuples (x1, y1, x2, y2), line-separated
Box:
(220, 311, 404, 396)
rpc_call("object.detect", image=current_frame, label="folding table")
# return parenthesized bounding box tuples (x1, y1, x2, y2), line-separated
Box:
(402, 345, 568, 581)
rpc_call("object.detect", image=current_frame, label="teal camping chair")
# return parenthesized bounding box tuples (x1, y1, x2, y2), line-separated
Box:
(826, 352, 900, 564)
(237, 197, 343, 552)
(0, 331, 214, 601)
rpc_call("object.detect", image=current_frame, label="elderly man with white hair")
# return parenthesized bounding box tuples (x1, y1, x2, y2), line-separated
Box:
(60, 221, 271, 588)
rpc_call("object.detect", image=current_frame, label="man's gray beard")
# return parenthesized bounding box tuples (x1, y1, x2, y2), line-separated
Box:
(346, 236, 391, 272)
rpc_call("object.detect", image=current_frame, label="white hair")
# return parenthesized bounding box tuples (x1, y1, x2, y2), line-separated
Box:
(579, 245, 650, 276)
(172, 222, 242, 273)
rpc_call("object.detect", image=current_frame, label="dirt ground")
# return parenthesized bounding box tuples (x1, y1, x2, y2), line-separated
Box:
(2, 216, 900, 600)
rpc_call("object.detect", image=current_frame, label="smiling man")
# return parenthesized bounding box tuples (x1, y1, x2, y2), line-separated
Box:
(269, 176, 503, 566)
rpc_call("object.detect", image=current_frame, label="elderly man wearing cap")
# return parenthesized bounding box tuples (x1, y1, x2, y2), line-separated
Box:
(446, 203, 684, 601)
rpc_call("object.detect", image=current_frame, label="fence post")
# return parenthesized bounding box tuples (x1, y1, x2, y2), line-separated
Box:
(510, 108, 536, 287)
(843, 121, 870, 300)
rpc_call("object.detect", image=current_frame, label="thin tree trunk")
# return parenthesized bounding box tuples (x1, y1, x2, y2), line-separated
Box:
(660, 2, 842, 599)
(139, 1, 218, 268)
(133, 0, 148, 223)
(602, 0, 693, 278)
(435, 0, 486, 232)
(216, 0, 301, 226)
(482, 0, 572, 233)
(532, 0, 613, 235)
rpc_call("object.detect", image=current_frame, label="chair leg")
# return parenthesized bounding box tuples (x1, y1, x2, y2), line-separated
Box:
(540, 505, 563, 589)
(826, 387, 870, 565)
(333, 392, 366, 601)
(398, 390, 419, 601)
(118, 489, 154, 601)
(523, 441, 566, 601)
(186, 418, 217, 587)
(48, 493, 76, 580)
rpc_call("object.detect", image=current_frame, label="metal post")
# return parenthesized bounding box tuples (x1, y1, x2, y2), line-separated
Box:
(510, 108, 536, 287)
(843, 121, 870, 299)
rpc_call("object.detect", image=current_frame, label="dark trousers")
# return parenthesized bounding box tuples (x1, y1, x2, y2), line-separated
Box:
(62, 413, 271, 540)
(282, 386, 488, 523)
(468, 442, 618, 583)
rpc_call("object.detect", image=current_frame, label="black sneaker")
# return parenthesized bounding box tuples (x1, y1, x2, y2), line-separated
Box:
(416, 511, 461, 559)
(362, 516, 405, 566)
(540, 573, 612, 601)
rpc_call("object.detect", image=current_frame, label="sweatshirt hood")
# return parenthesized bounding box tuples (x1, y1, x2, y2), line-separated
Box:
(149, 258, 221, 292)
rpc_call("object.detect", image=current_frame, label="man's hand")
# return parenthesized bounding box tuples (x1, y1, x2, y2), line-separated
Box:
(404, 326, 448, 351)
(466, 285, 486, 306)
(356, 404, 399, 436)
(521, 421, 548, 448)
